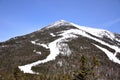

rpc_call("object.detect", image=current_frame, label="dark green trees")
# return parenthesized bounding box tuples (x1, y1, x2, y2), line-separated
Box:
(73, 55, 100, 80)
(11, 55, 100, 80)
(13, 67, 24, 80)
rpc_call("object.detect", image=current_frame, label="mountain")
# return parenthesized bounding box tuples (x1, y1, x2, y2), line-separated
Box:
(0, 20, 120, 80)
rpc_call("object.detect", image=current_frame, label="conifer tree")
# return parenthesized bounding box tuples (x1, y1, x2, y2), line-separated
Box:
(13, 67, 24, 80)
(73, 55, 100, 80)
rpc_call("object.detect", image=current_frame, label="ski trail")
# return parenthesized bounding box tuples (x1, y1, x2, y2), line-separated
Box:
(61, 29, 120, 64)
(18, 33, 76, 74)
(93, 44, 120, 64)
(19, 40, 60, 74)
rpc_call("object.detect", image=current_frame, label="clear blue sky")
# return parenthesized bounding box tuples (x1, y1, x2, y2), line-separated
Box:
(0, 0, 120, 42)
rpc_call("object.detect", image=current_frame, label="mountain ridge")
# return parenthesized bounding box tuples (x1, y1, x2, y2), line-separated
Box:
(17, 20, 120, 74)
(0, 20, 120, 80)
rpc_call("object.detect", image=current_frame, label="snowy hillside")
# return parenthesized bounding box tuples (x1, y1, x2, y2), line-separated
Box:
(0, 20, 120, 80)
(18, 20, 120, 74)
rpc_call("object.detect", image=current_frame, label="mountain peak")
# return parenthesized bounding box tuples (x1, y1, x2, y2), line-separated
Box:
(44, 20, 115, 40)
(46, 20, 72, 28)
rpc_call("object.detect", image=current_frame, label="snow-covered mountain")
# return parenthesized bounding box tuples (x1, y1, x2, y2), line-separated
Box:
(0, 20, 120, 80)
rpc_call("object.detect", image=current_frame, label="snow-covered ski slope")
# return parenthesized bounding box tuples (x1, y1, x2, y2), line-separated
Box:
(18, 20, 120, 74)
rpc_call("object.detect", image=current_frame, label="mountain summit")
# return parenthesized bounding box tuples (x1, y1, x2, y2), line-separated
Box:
(48, 20, 71, 26)
(0, 20, 120, 80)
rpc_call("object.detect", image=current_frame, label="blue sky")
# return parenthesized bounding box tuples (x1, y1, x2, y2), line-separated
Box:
(0, 0, 120, 42)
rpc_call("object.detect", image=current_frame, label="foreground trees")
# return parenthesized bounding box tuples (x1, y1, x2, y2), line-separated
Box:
(1, 54, 100, 80)
(73, 55, 100, 80)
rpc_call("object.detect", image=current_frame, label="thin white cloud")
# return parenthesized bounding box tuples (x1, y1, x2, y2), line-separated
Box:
(102, 18, 120, 28)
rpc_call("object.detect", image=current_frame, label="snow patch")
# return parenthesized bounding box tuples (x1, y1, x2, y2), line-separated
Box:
(31, 41, 36, 44)
(36, 52, 41, 55)
(50, 33, 56, 37)
(31, 40, 49, 49)
(40, 44, 49, 49)
(33, 49, 41, 55)
(1, 45, 6, 47)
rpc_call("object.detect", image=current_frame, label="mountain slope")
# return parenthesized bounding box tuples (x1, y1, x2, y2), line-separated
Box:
(0, 20, 120, 80)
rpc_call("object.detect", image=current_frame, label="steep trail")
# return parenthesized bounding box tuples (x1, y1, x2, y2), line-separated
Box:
(93, 44, 120, 64)
(18, 32, 76, 74)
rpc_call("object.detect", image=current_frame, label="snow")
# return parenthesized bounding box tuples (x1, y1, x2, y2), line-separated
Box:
(31, 40, 49, 49)
(19, 65, 36, 74)
(33, 49, 41, 55)
(36, 52, 41, 55)
(116, 38, 120, 43)
(40, 44, 49, 49)
(50, 33, 56, 37)
(1, 45, 6, 47)
(31, 41, 36, 44)
(93, 44, 120, 64)
(71, 23, 115, 40)
(46, 20, 72, 28)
